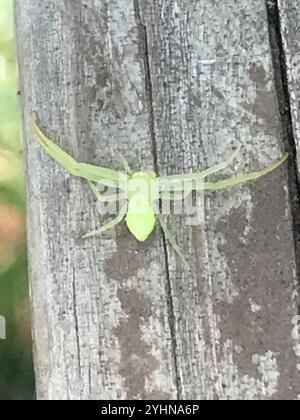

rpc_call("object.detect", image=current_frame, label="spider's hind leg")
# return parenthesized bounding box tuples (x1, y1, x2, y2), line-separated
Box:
(83, 204, 128, 239)
(157, 214, 187, 266)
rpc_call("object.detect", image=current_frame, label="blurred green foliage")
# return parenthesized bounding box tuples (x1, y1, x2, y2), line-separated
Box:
(0, 0, 34, 400)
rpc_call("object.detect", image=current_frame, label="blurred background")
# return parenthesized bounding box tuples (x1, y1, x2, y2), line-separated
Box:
(0, 0, 34, 400)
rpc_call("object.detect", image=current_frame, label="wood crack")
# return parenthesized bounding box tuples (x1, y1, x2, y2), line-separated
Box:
(72, 268, 82, 377)
(133, 0, 159, 173)
(133, 0, 181, 397)
(266, 0, 300, 313)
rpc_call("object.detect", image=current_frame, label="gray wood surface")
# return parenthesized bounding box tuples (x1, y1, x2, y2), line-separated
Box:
(278, 0, 300, 175)
(14, 0, 300, 400)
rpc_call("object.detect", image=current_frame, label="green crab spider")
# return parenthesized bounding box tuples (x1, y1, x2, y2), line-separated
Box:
(32, 113, 288, 259)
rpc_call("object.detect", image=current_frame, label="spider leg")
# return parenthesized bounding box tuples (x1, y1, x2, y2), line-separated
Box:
(83, 204, 128, 239)
(119, 155, 133, 175)
(157, 143, 242, 192)
(157, 214, 187, 265)
(87, 180, 126, 202)
(201, 153, 288, 191)
(32, 113, 127, 189)
(157, 153, 288, 194)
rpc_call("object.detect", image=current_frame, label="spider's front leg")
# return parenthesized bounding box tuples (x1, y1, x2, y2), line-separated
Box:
(157, 151, 288, 194)
(32, 113, 127, 189)
(202, 152, 288, 191)
(157, 143, 241, 191)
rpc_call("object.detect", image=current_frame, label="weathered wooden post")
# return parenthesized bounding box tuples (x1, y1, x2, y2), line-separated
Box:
(278, 0, 300, 177)
(15, 0, 300, 400)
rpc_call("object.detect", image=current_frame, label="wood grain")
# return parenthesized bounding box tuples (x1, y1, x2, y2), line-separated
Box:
(278, 0, 300, 175)
(14, 0, 300, 399)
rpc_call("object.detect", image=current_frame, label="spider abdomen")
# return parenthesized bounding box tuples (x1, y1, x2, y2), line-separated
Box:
(126, 172, 157, 242)
(126, 194, 156, 242)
